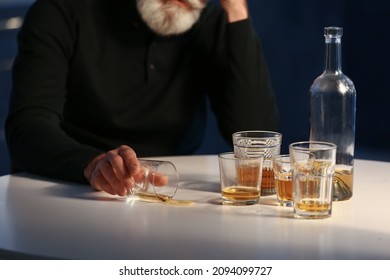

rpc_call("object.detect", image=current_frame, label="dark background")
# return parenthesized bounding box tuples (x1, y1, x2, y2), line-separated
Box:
(1, 0, 389, 176)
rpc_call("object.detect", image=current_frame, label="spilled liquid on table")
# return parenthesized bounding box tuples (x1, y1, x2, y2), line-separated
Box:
(134, 192, 193, 206)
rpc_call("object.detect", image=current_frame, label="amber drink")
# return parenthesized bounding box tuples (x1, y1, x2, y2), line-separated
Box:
(273, 155, 293, 206)
(233, 131, 282, 196)
(222, 186, 260, 202)
(290, 141, 336, 219)
(218, 152, 263, 205)
(333, 166, 353, 201)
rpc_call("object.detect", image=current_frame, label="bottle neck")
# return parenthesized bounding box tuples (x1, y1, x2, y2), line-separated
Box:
(324, 36, 342, 74)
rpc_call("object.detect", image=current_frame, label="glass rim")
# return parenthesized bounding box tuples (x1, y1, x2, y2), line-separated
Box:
(289, 141, 337, 151)
(232, 130, 282, 139)
(273, 154, 290, 160)
(232, 130, 282, 149)
(272, 155, 290, 166)
(218, 151, 264, 160)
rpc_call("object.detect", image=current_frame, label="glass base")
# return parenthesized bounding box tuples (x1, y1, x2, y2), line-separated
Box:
(333, 167, 353, 201)
(294, 213, 331, 219)
(222, 198, 259, 206)
(294, 209, 332, 219)
(277, 200, 293, 207)
(332, 183, 353, 201)
(333, 193, 352, 201)
(261, 188, 276, 196)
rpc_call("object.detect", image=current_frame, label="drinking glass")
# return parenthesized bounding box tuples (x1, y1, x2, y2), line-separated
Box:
(218, 152, 263, 205)
(289, 141, 336, 219)
(233, 130, 282, 196)
(272, 155, 293, 207)
(127, 159, 179, 202)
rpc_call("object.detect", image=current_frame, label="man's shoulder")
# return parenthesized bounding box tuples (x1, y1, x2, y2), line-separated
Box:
(200, 1, 225, 24)
(32, 0, 97, 11)
(204, 1, 224, 16)
(34, 0, 94, 5)
(28, 0, 105, 19)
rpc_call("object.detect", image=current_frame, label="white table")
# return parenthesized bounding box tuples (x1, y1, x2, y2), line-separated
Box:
(0, 155, 389, 260)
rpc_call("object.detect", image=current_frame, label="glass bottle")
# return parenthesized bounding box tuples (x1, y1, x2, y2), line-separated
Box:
(309, 26, 356, 201)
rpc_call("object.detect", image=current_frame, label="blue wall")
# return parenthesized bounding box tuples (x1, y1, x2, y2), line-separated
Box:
(197, 0, 390, 161)
(0, 3, 29, 176)
(1, 0, 390, 176)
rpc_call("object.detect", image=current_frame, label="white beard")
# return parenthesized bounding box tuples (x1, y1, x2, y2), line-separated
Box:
(136, 0, 206, 36)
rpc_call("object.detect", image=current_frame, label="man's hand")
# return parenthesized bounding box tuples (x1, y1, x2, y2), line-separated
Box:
(84, 145, 141, 196)
(219, 0, 249, 22)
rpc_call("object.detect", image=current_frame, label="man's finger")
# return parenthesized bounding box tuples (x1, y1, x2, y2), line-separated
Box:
(150, 172, 169, 186)
(117, 145, 140, 176)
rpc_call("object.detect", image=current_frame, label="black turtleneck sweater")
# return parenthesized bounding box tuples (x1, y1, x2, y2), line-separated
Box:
(6, 0, 279, 183)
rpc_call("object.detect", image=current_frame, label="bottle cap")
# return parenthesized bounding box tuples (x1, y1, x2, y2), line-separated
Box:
(324, 26, 343, 38)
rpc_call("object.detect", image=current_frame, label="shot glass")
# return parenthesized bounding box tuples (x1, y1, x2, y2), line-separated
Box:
(218, 152, 263, 205)
(128, 159, 179, 202)
(272, 155, 293, 207)
(233, 130, 282, 196)
(289, 141, 337, 219)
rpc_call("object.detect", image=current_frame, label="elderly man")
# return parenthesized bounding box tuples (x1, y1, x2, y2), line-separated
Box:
(6, 0, 279, 196)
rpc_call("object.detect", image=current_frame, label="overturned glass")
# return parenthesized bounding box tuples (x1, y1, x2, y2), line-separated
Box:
(127, 159, 179, 203)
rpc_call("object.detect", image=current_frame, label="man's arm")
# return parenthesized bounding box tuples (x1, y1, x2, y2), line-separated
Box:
(5, 0, 102, 183)
(207, 1, 279, 144)
(7, 0, 146, 196)
(219, 0, 249, 22)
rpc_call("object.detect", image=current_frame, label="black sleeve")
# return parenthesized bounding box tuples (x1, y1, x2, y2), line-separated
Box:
(5, 0, 102, 183)
(207, 17, 279, 144)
